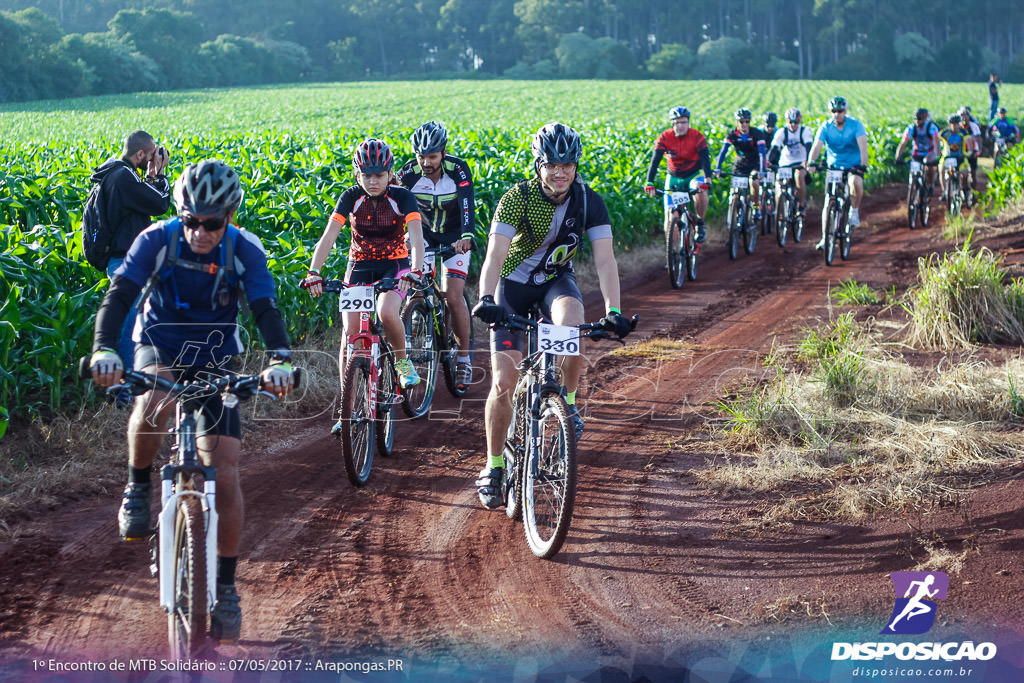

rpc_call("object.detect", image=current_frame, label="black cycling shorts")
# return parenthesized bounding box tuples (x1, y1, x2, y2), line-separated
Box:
(491, 272, 582, 355)
(733, 160, 761, 177)
(344, 257, 411, 286)
(134, 345, 242, 440)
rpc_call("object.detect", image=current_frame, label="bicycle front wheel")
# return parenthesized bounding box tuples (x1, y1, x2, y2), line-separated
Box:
(777, 195, 790, 247)
(168, 495, 207, 660)
(666, 215, 685, 289)
(522, 394, 577, 559)
(824, 202, 838, 266)
(839, 210, 852, 261)
(907, 182, 918, 229)
(400, 297, 438, 418)
(684, 217, 699, 281)
(743, 202, 758, 255)
(727, 197, 740, 260)
(340, 356, 375, 487)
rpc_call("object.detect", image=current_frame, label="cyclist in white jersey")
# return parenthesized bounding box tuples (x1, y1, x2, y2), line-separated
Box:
(768, 107, 815, 215)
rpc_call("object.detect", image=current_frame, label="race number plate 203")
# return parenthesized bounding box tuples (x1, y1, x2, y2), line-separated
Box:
(339, 285, 375, 312)
(538, 323, 581, 356)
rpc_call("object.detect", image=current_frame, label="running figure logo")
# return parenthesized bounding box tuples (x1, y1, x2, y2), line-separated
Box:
(881, 571, 949, 635)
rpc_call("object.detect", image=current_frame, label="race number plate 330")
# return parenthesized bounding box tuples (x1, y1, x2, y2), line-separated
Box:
(538, 323, 581, 356)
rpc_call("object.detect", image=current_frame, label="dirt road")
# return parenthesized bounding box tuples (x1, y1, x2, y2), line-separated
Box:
(2, 185, 1023, 681)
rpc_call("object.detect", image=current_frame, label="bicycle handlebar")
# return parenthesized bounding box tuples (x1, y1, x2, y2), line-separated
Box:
(79, 357, 303, 399)
(496, 313, 640, 343)
(317, 277, 401, 295)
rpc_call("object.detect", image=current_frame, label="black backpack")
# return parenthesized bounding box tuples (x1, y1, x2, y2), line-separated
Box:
(81, 178, 113, 271)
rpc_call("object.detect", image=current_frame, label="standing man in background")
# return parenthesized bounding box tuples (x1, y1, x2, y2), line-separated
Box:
(988, 74, 1000, 123)
(89, 131, 171, 400)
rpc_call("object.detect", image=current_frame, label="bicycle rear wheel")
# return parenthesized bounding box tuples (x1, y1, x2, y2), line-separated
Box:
(400, 297, 438, 418)
(522, 394, 577, 559)
(762, 194, 775, 235)
(442, 291, 475, 398)
(839, 210, 852, 261)
(684, 217, 699, 281)
(167, 495, 207, 660)
(340, 356, 375, 487)
(666, 215, 685, 289)
(504, 388, 527, 522)
(376, 351, 397, 458)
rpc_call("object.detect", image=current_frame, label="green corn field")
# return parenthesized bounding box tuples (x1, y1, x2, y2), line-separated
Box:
(0, 79, 1018, 433)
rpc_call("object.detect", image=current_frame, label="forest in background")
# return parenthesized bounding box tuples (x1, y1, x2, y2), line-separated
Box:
(1, 0, 1023, 102)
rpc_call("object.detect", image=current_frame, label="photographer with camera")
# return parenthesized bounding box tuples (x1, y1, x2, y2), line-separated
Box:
(88, 130, 172, 399)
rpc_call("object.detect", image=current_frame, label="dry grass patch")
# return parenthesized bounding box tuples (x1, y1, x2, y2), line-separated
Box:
(702, 313, 1024, 523)
(607, 337, 694, 362)
(761, 593, 833, 625)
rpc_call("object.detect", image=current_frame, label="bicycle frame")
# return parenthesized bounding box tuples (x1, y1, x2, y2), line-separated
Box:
(158, 403, 218, 614)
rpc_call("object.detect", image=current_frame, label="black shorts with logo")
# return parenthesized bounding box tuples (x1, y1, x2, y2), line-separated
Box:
(490, 272, 582, 354)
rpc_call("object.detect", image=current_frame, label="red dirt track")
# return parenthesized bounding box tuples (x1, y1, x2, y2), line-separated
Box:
(2, 185, 1024, 680)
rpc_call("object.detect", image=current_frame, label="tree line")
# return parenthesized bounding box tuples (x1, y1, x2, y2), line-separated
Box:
(2, 0, 1023, 103)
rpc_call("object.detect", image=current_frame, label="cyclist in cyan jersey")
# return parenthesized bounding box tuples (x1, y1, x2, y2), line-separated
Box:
(89, 160, 295, 642)
(768, 107, 815, 216)
(472, 122, 631, 509)
(644, 106, 712, 242)
(805, 96, 868, 248)
(939, 113, 976, 200)
(397, 121, 476, 390)
(303, 138, 425, 428)
(714, 108, 768, 221)
(894, 108, 941, 198)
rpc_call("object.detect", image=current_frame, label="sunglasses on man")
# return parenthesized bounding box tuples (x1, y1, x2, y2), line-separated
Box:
(182, 213, 228, 232)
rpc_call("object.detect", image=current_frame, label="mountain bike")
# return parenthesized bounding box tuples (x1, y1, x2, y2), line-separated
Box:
(401, 246, 475, 418)
(80, 360, 300, 658)
(760, 168, 776, 237)
(773, 164, 806, 246)
(318, 278, 404, 487)
(816, 165, 863, 266)
(653, 188, 700, 287)
(992, 135, 1011, 169)
(495, 309, 638, 559)
(720, 172, 758, 259)
(901, 158, 931, 230)
(941, 157, 969, 217)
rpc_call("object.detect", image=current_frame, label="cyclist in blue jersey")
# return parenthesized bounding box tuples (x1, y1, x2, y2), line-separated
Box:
(894, 108, 941, 198)
(991, 107, 1019, 144)
(89, 160, 295, 642)
(804, 96, 868, 248)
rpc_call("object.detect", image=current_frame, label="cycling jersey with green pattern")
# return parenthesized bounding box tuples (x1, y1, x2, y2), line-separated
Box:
(490, 177, 613, 285)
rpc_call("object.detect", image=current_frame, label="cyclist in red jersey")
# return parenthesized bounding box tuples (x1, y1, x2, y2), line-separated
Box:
(645, 106, 713, 242)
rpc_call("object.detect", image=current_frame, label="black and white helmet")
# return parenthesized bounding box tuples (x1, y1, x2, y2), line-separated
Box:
(785, 107, 801, 123)
(411, 120, 448, 155)
(531, 122, 582, 165)
(173, 159, 243, 216)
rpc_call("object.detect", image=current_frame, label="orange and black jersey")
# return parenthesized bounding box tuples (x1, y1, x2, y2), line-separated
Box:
(328, 185, 421, 261)
(396, 155, 474, 246)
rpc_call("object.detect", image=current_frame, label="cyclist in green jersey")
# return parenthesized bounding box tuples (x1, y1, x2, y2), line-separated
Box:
(471, 123, 632, 509)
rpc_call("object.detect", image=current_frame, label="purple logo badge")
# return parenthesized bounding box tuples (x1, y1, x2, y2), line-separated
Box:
(881, 571, 949, 635)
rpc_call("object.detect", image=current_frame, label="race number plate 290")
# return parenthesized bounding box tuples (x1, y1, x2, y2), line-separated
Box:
(538, 323, 581, 356)
(826, 169, 845, 184)
(339, 285, 375, 312)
